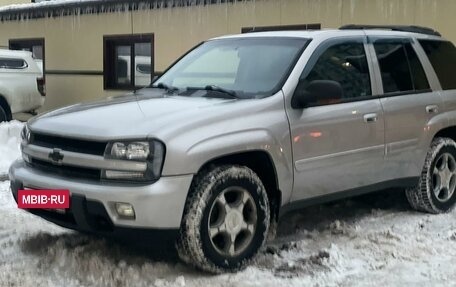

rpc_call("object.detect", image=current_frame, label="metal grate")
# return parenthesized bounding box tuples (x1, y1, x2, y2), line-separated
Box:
(31, 132, 107, 156)
(29, 158, 101, 180)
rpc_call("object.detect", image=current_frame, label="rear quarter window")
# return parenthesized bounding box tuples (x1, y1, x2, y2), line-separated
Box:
(419, 39, 456, 90)
(0, 58, 27, 69)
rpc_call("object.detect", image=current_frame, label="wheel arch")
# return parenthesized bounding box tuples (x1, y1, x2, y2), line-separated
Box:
(187, 150, 282, 227)
(433, 126, 456, 142)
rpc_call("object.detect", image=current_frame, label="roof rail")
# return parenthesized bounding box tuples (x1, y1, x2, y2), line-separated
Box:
(339, 24, 441, 36)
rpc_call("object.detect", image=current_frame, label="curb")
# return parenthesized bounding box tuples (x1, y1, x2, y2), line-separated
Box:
(0, 173, 9, 181)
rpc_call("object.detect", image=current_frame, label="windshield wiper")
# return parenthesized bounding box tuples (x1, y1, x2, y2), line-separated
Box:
(187, 85, 240, 99)
(150, 82, 179, 93)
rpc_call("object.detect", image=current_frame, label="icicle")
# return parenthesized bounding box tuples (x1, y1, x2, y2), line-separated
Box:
(0, 0, 243, 22)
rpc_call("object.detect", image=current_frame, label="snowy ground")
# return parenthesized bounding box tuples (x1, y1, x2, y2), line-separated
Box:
(0, 120, 23, 177)
(1, 122, 456, 286)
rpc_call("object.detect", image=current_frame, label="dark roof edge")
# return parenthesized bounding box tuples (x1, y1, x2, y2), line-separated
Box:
(0, 0, 241, 22)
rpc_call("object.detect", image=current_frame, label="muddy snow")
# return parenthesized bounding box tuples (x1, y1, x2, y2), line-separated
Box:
(0, 121, 456, 286)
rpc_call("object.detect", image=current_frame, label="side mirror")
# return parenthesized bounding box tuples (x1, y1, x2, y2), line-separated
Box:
(292, 80, 343, 109)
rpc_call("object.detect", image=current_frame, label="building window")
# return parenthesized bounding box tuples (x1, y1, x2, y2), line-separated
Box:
(241, 23, 321, 33)
(9, 38, 45, 73)
(104, 34, 154, 90)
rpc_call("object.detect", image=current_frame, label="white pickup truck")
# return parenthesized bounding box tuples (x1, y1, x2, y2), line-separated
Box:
(0, 49, 45, 121)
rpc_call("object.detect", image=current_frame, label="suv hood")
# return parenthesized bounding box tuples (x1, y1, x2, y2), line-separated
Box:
(28, 89, 239, 140)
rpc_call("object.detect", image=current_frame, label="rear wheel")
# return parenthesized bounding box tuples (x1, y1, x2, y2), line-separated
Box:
(406, 137, 456, 213)
(176, 165, 270, 273)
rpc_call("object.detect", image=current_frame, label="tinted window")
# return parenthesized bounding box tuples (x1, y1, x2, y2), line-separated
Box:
(419, 40, 456, 90)
(0, 58, 27, 69)
(374, 41, 429, 93)
(301, 42, 371, 104)
(405, 44, 430, 91)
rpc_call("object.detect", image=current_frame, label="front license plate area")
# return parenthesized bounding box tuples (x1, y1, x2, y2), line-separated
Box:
(18, 187, 71, 210)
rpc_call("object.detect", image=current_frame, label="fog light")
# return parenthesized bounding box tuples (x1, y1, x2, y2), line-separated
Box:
(104, 170, 145, 179)
(115, 203, 135, 219)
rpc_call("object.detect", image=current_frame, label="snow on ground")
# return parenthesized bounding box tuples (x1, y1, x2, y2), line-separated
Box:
(0, 121, 456, 286)
(0, 120, 23, 176)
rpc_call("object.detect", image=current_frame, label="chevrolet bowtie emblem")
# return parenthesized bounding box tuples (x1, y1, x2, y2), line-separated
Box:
(49, 148, 64, 164)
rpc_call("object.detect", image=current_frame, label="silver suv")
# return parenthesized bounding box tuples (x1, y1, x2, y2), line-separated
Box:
(9, 25, 456, 272)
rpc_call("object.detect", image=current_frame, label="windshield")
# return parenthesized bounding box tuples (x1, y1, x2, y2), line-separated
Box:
(154, 37, 308, 99)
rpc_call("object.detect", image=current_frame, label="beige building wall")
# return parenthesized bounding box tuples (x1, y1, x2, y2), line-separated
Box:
(0, 0, 29, 7)
(0, 0, 454, 112)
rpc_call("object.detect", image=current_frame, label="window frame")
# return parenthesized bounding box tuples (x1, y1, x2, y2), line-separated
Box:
(9, 38, 45, 74)
(103, 33, 154, 90)
(293, 36, 376, 108)
(368, 37, 433, 97)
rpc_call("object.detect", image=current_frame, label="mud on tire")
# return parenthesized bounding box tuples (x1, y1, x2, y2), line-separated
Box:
(406, 137, 456, 214)
(176, 165, 270, 273)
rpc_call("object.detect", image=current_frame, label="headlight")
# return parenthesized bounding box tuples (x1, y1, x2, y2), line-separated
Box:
(111, 142, 150, 160)
(103, 140, 165, 182)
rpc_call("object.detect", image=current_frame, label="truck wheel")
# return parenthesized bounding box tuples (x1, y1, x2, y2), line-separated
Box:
(177, 165, 270, 273)
(0, 106, 6, 122)
(406, 137, 456, 214)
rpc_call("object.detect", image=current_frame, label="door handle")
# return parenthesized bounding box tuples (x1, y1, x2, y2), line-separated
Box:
(426, 105, 439, 114)
(363, 113, 378, 123)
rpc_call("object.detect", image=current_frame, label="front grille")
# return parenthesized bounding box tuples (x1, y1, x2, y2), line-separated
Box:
(29, 158, 101, 180)
(31, 132, 107, 156)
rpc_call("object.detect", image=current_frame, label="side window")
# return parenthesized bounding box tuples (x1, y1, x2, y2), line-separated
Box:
(419, 40, 456, 90)
(0, 58, 27, 69)
(405, 44, 430, 91)
(374, 41, 430, 94)
(301, 41, 371, 105)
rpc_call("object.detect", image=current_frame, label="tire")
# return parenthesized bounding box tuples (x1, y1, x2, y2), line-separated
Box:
(176, 165, 270, 273)
(0, 106, 6, 122)
(406, 137, 456, 214)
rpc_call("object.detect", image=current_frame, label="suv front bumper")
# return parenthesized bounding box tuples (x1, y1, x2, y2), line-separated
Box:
(9, 160, 193, 234)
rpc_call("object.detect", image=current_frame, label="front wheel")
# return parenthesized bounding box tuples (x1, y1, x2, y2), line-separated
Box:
(406, 137, 456, 214)
(176, 165, 270, 273)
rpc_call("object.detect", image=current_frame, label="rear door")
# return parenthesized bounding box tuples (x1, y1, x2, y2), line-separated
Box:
(369, 37, 444, 180)
(287, 37, 386, 201)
